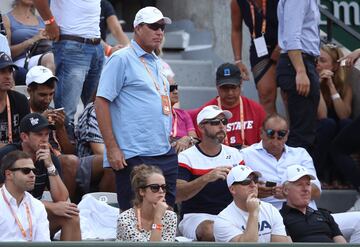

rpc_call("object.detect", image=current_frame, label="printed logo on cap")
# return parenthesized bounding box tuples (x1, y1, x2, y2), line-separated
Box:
(224, 68, 231, 77)
(0, 53, 10, 61)
(29, 117, 39, 126)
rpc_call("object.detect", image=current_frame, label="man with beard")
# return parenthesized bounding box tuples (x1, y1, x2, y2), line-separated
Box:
(176, 105, 244, 241)
(0, 150, 50, 241)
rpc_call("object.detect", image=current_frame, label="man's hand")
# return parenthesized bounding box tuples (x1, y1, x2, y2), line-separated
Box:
(107, 146, 127, 171)
(257, 182, 274, 198)
(204, 166, 232, 183)
(246, 192, 260, 215)
(36, 143, 53, 167)
(236, 62, 250, 81)
(45, 21, 60, 41)
(171, 136, 191, 154)
(272, 185, 286, 199)
(50, 201, 79, 218)
(295, 71, 310, 96)
(50, 110, 66, 129)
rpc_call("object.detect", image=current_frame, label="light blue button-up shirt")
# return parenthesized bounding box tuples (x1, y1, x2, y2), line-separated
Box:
(278, 0, 320, 56)
(97, 39, 171, 164)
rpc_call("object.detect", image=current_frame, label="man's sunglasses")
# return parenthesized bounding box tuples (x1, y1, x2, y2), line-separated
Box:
(146, 23, 166, 31)
(142, 184, 167, 193)
(265, 129, 288, 139)
(202, 118, 228, 126)
(9, 167, 37, 175)
(170, 84, 178, 92)
(233, 176, 259, 186)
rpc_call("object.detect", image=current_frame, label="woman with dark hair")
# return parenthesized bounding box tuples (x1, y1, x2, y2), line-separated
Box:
(116, 164, 177, 242)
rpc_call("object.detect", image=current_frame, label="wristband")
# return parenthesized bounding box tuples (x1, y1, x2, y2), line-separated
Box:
(44, 16, 55, 25)
(331, 93, 340, 100)
(234, 59, 242, 64)
(47, 165, 58, 176)
(151, 223, 163, 231)
(105, 45, 112, 56)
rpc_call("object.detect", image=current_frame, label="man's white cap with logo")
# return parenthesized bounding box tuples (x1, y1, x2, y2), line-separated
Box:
(133, 7, 172, 28)
(282, 165, 316, 184)
(227, 165, 262, 187)
(196, 105, 232, 125)
(25, 65, 58, 86)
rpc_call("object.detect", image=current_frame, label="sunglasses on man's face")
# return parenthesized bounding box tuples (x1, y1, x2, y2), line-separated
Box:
(9, 167, 37, 175)
(202, 118, 228, 126)
(170, 84, 178, 92)
(233, 176, 259, 186)
(142, 184, 167, 193)
(146, 22, 166, 31)
(265, 129, 288, 139)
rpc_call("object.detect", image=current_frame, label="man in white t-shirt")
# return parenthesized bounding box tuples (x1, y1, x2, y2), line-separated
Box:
(0, 150, 50, 241)
(214, 165, 290, 243)
(33, 0, 104, 128)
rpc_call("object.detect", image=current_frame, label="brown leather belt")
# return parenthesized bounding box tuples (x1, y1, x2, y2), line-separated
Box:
(59, 35, 101, 45)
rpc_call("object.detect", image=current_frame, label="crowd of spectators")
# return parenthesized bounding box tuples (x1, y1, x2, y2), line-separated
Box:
(0, 0, 360, 243)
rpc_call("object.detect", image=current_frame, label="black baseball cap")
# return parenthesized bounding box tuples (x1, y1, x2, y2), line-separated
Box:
(0, 52, 18, 70)
(216, 63, 242, 86)
(20, 113, 55, 133)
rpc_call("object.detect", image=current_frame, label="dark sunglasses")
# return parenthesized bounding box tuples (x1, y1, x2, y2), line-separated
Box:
(170, 84, 178, 92)
(9, 167, 37, 175)
(265, 129, 288, 139)
(146, 23, 166, 31)
(142, 184, 167, 193)
(203, 118, 228, 126)
(233, 176, 259, 186)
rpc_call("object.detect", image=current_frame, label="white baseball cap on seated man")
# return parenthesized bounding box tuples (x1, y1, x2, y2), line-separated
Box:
(25, 65, 58, 86)
(133, 6, 172, 28)
(227, 165, 262, 187)
(196, 105, 232, 125)
(282, 165, 316, 184)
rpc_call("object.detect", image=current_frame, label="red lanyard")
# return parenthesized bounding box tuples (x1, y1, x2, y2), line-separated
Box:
(248, 0, 267, 39)
(217, 96, 245, 146)
(6, 94, 13, 143)
(1, 188, 33, 241)
(171, 108, 178, 138)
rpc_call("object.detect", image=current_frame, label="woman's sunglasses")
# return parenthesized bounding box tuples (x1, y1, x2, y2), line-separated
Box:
(265, 129, 288, 139)
(170, 84, 178, 92)
(9, 167, 37, 175)
(142, 184, 167, 193)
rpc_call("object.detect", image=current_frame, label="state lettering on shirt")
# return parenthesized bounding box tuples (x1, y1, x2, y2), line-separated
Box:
(226, 120, 254, 131)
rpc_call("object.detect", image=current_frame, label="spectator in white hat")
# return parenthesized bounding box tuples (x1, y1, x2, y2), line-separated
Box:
(214, 165, 290, 243)
(95, 6, 177, 212)
(280, 165, 346, 243)
(176, 105, 244, 241)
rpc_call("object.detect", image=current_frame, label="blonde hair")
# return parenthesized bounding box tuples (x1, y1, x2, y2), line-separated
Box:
(320, 44, 350, 107)
(130, 164, 163, 207)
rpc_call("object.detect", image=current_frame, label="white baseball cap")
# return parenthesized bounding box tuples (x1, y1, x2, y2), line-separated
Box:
(25, 65, 58, 86)
(282, 165, 316, 184)
(196, 105, 232, 125)
(133, 7, 172, 28)
(227, 165, 262, 187)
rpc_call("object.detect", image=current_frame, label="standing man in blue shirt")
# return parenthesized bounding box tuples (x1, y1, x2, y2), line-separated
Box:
(276, 0, 320, 155)
(95, 7, 177, 211)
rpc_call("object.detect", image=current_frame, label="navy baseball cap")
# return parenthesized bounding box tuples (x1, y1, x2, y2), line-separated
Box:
(20, 113, 55, 133)
(216, 63, 242, 86)
(0, 52, 18, 70)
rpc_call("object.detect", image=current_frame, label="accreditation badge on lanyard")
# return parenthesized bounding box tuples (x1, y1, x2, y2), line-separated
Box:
(161, 95, 171, 115)
(249, 0, 269, 57)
